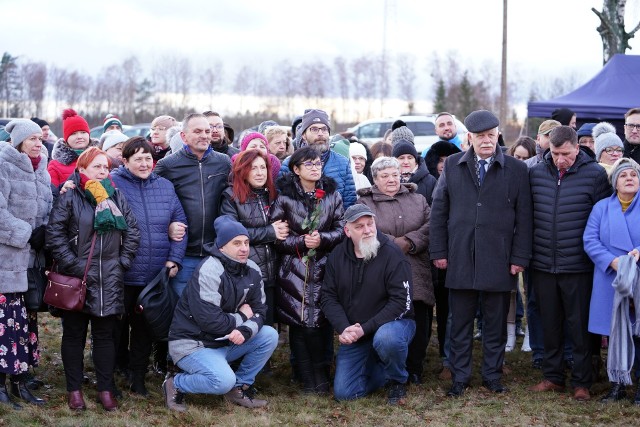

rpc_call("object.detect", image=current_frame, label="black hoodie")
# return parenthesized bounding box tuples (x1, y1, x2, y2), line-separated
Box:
(321, 232, 413, 337)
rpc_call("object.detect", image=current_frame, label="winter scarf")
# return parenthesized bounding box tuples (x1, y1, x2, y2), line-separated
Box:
(80, 174, 127, 234)
(608, 254, 640, 385)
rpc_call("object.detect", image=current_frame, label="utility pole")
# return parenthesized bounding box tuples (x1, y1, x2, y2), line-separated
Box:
(499, 0, 508, 129)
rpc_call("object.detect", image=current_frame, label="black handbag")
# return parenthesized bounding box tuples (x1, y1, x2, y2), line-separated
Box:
(25, 255, 48, 312)
(136, 267, 178, 341)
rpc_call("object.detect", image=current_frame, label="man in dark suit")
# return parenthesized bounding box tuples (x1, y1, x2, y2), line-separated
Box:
(430, 110, 533, 397)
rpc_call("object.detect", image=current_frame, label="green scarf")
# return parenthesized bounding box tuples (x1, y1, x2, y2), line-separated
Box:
(81, 174, 128, 234)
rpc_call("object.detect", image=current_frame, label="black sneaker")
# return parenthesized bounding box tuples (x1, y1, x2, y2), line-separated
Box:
(482, 379, 508, 393)
(387, 381, 407, 405)
(447, 382, 469, 397)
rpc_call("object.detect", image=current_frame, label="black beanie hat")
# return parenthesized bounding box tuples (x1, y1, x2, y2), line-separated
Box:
(391, 119, 407, 131)
(392, 140, 418, 160)
(551, 108, 575, 126)
(30, 117, 49, 128)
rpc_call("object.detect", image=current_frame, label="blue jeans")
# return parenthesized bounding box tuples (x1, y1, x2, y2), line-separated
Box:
(333, 319, 415, 401)
(173, 326, 278, 394)
(171, 255, 204, 297)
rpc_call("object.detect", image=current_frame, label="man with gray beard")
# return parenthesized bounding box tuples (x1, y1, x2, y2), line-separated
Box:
(321, 204, 415, 405)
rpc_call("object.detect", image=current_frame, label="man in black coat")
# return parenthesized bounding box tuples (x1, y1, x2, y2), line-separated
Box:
(527, 126, 611, 401)
(321, 205, 415, 405)
(430, 110, 532, 397)
(623, 107, 640, 163)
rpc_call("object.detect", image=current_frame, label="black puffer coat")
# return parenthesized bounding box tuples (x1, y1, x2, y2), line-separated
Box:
(529, 150, 611, 273)
(271, 174, 345, 327)
(46, 172, 140, 317)
(407, 158, 437, 206)
(220, 186, 278, 282)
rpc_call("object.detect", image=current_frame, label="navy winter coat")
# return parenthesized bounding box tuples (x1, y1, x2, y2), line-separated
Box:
(529, 150, 612, 273)
(111, 166, 187, 287)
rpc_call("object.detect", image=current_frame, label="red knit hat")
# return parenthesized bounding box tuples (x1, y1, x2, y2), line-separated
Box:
(62, 108, 90, 141)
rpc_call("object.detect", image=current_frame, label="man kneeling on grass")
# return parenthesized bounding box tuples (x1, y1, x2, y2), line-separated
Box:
(163, 215, 278, 411)
(321, 204, 415, 405)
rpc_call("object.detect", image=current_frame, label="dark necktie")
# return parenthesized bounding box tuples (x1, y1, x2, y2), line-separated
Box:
(479, 159, 487, 185)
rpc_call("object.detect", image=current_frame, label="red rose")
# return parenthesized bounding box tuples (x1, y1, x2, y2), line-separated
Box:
(315, 189, 326, 199)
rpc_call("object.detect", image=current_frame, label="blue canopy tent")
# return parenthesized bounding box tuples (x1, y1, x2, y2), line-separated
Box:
(528, 54, 640, 121)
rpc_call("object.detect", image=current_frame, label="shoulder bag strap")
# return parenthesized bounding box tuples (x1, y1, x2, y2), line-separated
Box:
(81, 233, 98, 283)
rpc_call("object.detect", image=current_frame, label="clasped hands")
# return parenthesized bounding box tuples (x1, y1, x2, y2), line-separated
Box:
(339, 323, 365, 345)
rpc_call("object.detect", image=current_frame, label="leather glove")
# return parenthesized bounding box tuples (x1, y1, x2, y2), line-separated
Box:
(393, 236, 411, 254)
(28, 225, 46, 252)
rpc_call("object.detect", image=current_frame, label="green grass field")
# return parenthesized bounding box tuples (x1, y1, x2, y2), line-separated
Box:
(2, 314, 639, 427)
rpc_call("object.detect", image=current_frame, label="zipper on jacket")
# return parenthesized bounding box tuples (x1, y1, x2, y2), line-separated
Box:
(99, 235, 104, 317)
(257, 195, 273, 280)
(199, 162, 206, 257)
(551, 172, 561, 273)
(140, 180, 153, 281)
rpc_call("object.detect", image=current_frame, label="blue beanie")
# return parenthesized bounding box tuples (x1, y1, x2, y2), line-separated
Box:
(214, 215, 249, 248)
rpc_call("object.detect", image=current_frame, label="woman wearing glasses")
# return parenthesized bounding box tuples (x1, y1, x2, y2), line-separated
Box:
(271, 146, 345, 394)
(593, 122, 624, 173)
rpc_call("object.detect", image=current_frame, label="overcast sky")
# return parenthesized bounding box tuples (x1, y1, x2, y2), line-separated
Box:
(4, 0, 640, 92)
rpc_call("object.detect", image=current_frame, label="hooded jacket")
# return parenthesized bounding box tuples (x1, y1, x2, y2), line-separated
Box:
(271, 174, 345, 327)
(220, 186, 278, 283)
(168, 244, 266, 363)
(529, 149, 612, 273)
(46, 172, 140, 317)
(321, 232, 413, 336)
(0, 142, 53, 292)
(154, 148, 231, 257)
(357, 183, 433, 305)
(110, 166, 187, 286)
(48, 138, 98, 187)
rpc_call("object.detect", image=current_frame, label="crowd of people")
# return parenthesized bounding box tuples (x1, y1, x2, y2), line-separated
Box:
(0, 104, 640, 413)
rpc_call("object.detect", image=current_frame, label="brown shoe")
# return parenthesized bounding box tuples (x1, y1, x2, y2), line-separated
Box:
(438, 366, 452, 381)
(573, 387, 591, 401)
(67, 390, 86, 410)
(224, 385, 267, 408)
(98, 391, 118, 411)
(527, 379, 565, 393)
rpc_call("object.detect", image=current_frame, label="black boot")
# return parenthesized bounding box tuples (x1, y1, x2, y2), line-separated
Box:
(22, 371, 44, 391)
(312, 364, 330, 395)
(0, 383, 22, 410)
(599, 382, 626, 403)
(634, 383, 640, 406)
(10, 380, 45, 406)
(129, 372, 148, 397)
(297, 359, 316, 394)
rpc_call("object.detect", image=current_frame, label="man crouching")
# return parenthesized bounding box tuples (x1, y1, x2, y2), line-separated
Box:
(163, 215, 278, 411)
(321, 204, 415, 404)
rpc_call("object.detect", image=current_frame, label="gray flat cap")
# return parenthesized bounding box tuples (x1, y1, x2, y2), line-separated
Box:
(464, 110, 499, 133)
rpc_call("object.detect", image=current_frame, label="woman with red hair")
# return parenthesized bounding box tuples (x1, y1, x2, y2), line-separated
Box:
(221, 150, 288, 326)
(46, 147, 140, 411)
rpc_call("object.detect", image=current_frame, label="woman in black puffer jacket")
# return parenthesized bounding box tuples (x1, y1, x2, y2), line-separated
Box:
(271, 146, 344, 394)
(46, 147, 140, 412)
(220, 149, 289, 325)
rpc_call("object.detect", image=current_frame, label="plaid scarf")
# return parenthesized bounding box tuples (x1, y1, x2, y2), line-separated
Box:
(80, 174, 127, 234)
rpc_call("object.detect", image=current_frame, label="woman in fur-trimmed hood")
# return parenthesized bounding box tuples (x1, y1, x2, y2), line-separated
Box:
(48, 109, 97, 187)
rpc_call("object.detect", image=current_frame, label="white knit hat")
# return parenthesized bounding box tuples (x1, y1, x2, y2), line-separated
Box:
(349, 142, 367, 159)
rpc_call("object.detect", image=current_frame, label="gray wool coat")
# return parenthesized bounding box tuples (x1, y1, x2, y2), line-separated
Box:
(430, 147, 532, 292)
(0, 142, 53, 293)
(357, 183, 434, 306)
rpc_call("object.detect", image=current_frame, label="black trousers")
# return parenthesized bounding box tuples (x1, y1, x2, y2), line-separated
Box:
(432, 266, 449, 359)
(406, 301, 434, 377)
(449, 289, 510, 384)
(121, 286, 154, 374)
(532, 270, 593, 388)
(61, 311, 118, 392)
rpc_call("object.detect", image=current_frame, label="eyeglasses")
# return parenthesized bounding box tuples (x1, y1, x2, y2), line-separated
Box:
(210, 124, 224, 131)
(307, 126, 329, 135)
(625, 123, 640, 131)
(151, 127, 167, 132)
(302, 161, 323, 169)
(604, 147, 623, 154)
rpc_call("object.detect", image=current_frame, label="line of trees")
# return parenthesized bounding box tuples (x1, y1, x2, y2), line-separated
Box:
(1, 50, 581, 133)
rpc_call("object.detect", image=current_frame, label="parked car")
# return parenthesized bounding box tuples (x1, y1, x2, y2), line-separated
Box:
(124, 123, 151, 139)
(90, 124, 134, 140)
(347, 114, 467, 153)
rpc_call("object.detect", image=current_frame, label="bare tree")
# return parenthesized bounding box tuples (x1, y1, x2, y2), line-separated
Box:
(21, 62, 47, 116)
(271, 60, 299, 116)
(0, 52, 20, 117)
(396, 54, 417, 114)
(593, 0, 640, 64)
(333, 56, 349, 118)
(198, 60, 224, 110)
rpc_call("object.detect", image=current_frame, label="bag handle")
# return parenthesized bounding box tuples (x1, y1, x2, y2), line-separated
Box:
(81, 233, 98, 283)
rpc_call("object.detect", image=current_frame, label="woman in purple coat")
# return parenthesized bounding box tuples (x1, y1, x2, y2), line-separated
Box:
(584, 158, 640, 405)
